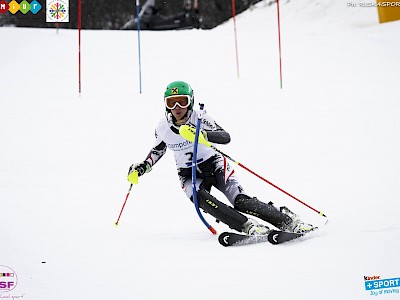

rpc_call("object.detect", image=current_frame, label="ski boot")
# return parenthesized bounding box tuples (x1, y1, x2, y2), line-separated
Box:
(280, 206, 317, 234)
(242, 219, 270, 236)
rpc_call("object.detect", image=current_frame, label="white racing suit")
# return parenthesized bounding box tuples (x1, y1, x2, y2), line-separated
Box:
(144, 110, 244, 204)
(142, 110, 294, 232)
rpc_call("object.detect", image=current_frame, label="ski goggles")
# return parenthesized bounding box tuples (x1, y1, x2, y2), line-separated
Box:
(165, 95, 191, 110)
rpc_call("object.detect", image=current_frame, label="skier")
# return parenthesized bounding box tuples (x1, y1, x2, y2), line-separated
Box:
(128, 81, 316, 236)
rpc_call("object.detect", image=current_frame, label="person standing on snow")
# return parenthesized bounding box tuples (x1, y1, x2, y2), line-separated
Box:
(128, 81, 316, 235)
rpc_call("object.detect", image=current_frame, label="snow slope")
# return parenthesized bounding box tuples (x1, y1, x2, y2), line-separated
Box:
(1, 1, 400, 299)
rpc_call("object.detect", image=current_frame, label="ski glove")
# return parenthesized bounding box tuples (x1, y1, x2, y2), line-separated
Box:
(128, 161, 152, 177)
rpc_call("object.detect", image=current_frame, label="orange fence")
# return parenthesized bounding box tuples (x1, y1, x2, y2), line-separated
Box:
(377, 0, 400, 23)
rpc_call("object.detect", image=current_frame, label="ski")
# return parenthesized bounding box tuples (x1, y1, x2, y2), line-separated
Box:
(218, 230, 303, 247)
(267, 230, 303, 245)
(218, 232, 269, 246)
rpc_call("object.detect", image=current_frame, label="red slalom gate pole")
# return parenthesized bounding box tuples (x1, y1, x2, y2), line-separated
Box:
(136, 0, 143, 94)
(231, 0, 240, 78)
(78, 0, 82, 94)
(276, 0, 283, 89)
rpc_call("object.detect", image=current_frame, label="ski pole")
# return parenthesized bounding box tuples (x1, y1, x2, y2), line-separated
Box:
(192, 104, 217, 235)
(179, 125, 327, 219)
(115, 171, 139, 226)
(115, 184, 132, 226)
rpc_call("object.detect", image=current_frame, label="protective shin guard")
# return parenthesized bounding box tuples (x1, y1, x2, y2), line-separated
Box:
(195, 190, 248, 232)
(234, 194, 292, 230)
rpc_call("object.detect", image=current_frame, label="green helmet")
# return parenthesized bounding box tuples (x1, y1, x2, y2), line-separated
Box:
(164, 81, 194, 111)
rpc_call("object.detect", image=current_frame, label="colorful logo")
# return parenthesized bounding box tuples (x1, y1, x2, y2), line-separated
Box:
(0, 265, 18, 293)
(46, 0, 68, 22)
(0, 0, 42, 15)
(364, 275, 400, 297)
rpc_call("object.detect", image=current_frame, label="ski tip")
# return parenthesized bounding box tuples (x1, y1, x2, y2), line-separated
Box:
(267, 230, 303, 245)
(218, 232, 231, 247)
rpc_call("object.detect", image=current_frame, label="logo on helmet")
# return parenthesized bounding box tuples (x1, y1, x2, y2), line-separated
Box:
(171, 87, 178, 94)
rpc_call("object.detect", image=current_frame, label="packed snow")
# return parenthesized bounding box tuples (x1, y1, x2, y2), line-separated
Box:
(1, 1, 400, 299)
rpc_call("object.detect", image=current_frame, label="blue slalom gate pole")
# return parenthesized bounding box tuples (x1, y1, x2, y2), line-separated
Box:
(136, 0, 142, 94)
(192, 104, 217, 235)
